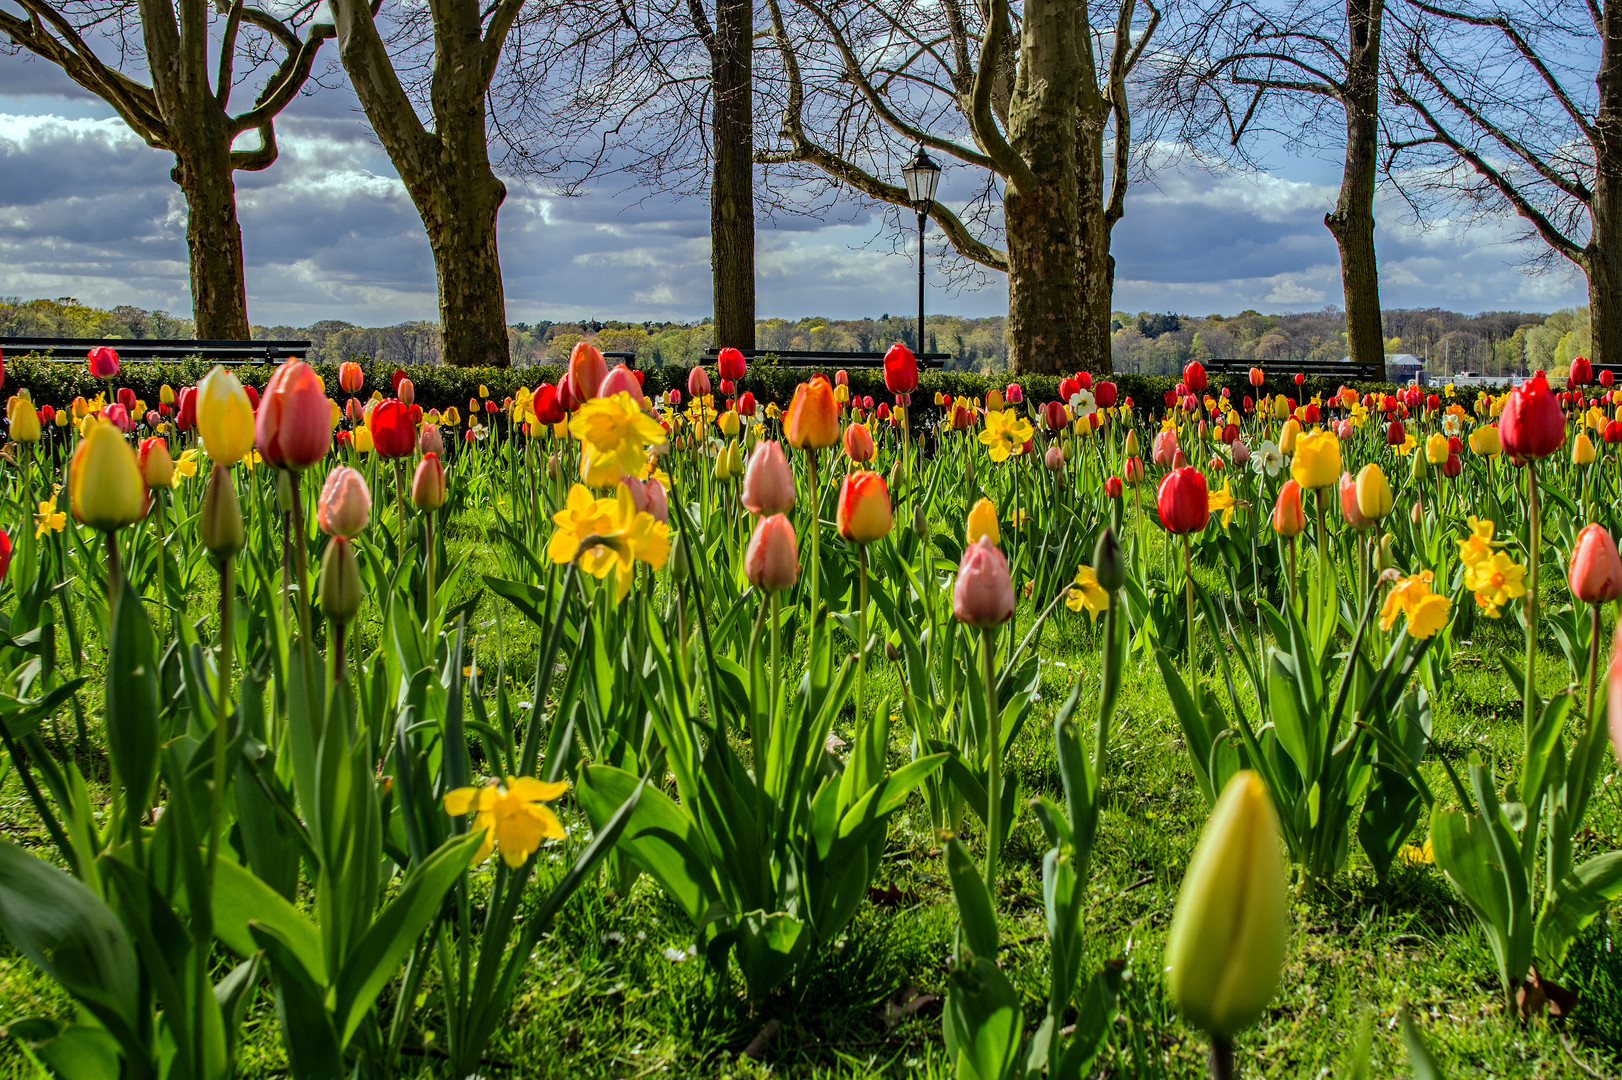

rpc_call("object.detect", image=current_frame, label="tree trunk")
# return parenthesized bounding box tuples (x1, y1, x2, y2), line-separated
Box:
(1076, 107, 1115, 374)
(425, 175, 509, 369)
(1004, 0, 1088, 375)
(1324, 0, 1384, 373)
(172, 134, 251, 339)
(710, 0, 755, 351)
(1588, 0, 1622, 371)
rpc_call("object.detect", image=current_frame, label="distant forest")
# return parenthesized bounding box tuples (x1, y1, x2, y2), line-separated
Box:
(0, 297, 1586, 381)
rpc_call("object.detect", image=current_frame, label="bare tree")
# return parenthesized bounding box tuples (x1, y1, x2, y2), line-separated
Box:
(327, 0, 531, 367)
(755, 0, 1162, 374)
(1152, 0, 1388, 371)
(0, 0, 332, 337)
(1387, 0, 1621, 367)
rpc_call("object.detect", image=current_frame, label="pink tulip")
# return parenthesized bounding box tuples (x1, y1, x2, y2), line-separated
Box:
(1152, 428, 1179, 467)
(600, 364, 642, 401)
(953, 538, 1015, 627)
(418, 423, 444, 457)
(741, 440, 796, 515)
(317, 466, 371, 538)
(745, 514, 799, 592)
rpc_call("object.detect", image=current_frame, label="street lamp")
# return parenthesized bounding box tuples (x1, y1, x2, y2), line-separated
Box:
(902, 145, 941, 356)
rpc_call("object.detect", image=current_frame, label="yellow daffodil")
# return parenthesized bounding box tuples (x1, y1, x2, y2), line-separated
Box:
(547, 483, 671, 600)
(173, 448, 201, 481)
(34, 499, 65, 538)
(978, 409, 1033, 462)
(573, 392, 667, 486)
(442, 776, 568, 867)
(1378, 571, 1449, 638)
(1066, 566, 1110, 622)
(1206, 479, 1242, 528)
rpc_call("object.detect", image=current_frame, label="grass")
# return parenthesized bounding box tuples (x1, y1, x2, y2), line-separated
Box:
(3, 506, 1622, 1079)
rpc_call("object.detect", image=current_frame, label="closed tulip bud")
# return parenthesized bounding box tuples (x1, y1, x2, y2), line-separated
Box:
(953, 537, 1015, 627)
(87, 345, 120, 379)
(1165, 771, 1288, 1040)
(966, 497, 1000, 546)
(1044, 444, 1065, 470)
(1354, 463, 1392, 521)
(1411, 448, 1429, 481)
(984, 388, 1004, 412)
(1500, 371, 1565, 461)
(687, 364, 712, 399)
(1104, 475, 1123, 499)
(1271, 479, 1306, 537)
(569, 342, 608, 401)
(1376, 532, 1397, 571)
(1338, 471, 1372, 529)
(1157, 466, 1210, 534)
(1152, 428, 1179, 467)
(785, 378, 839, 450)
(69, 421, 146, 531)
(368, 399, 416, 458)
(1570, 523, 1622, 603)
(418, 422, 444, 456)
(1124, 455, 1145, 484)
(1424, 432, 1448, 464)
(1124, 429, 1140, 457)
(600, 364, 641, 402)
(1248, 366, 1264, 387)
(1005, 382, 1024, 404)
(1466, 424, 1501, 457)
(1443, 451, 1462, 478)
(1574, 431, 1597, 466)
(338, 361, 364, 395)
(319, 536, 363, 623)
(138, 437, 174, 488)
(837, 471, 892, 544)
(741, 440, 795, 515)
(1278, 417, 1301, 455)
(1232, 439, 1251, 468)
(8, 394, 39, 443)
(1094, 527, 1125, 592)
(843, 421, 876, 463)
(883, 343, 918, 397)
(412, 452, 448, 509)
(913, 502, 930, 540)
(1182, 361, 1208, 393)
(317, 465, 371, 538)
(254, 361, 331, 468)
(745, 513, 799, 591)
(196, 468, 245, 556)
(353, 426, 374, 454)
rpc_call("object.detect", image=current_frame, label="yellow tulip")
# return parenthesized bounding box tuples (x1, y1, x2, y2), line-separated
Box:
(159, 384, 175, 405)
(8, 395, 40, 443)
(53, 409, 69, 428)
(1574, 431, 1597, 466)
(1469, 425, 1501, 457)
(718, 410, 740, 437)
(1355, 463, 1393, 520)
(1425, 432, 1448, 465)
(1124, 429, 1139, 457)
(966, 497, 1000, 546)
(70, 421, 146, 531)
(353, 426, 374, 453)
(1290, 429, 1340, 489)
(196, 366, 255, 466)
(1278, 418, 1301, 456)
(1165, 771, 1288, 1039)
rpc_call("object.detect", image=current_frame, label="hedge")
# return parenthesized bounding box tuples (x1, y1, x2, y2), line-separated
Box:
(0, 353, 1405, 421)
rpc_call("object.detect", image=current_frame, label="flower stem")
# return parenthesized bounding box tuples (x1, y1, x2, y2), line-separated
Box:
(982, 624, 1001, 894)
(1185, 532, 1200, 718)
(1585, 602, 1601, 724)
(1525, 461, 1540, 766)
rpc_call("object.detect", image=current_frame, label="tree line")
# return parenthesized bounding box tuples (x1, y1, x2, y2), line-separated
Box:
(0, 0, 1608, 373)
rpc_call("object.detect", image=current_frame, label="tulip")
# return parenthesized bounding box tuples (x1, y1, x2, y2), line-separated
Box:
(1570, 523, 1622, 604)
(1271, 479, 1306, 536)
(645, 477, 669, 522)
(843, 421, 876, 463)
(319, 537, 362, 624)
(256, 361, 332, 469)
(717, 409, 741, 437)
(1157, 466, 1210, 534)
(1574, 431, 1598, 465)
(318, 465, 371, 538)
(1183, 361, 1208, 393)
(353, 426, 375, 454)
(1124, 455, 1145, 484)
(966, 497, 1000, 546)
(687, 364, 712, 399)
(1005, 383, 1023, 405)
(1152, 428, 1179, 467)
(70, 421, 146, 531)
(1095, 380, 1118, 408)
(175, 386, 197, 431)
(396, 378, 415, 406)
(741, 440, 796, 515)
(953, 538, 1015, 627)
(1290, 429, 1340, 489)
(1470, 424, 1502, 457)
(339, 361, 364, 395)
(1500, 371, 1565, 461)
(1334, 471, 1370, 530)
(418, 422, 444, 457)
(369, 399, 416, 458)
(532, 383, 566, 425)
(8, 395, 39, 443)
(87, 345, 120, 379)
(1124, 429, 1140, 457)
(1248, 366, 1264, 387)
(1572, 355, 1594, 385)
(1165, 771, 1288, 1042)
(1354, 464, 1393, 522)
(745, 514, 799, 591)
(600, 364, 641, 402)
(411, 452, 447, 510)
(1425, 432, 1449, 465)
(1042, 400, 1069, 431)
(1231, 439, 1251, 468)
(717, 346, 747, 382)
(1278, 417, 1301, 455)
(785, 378, 840, 449)
(1059, 376, 1080, 401)
(1044, 444, 1065, 471)
(738, 391, 757, 416)
(883, 343, 918, 397)
(569, 341, 609, 401)
(199, 462, 245, 559)
(102, 403, 134, 434)
(138, 437, 174, 489)
(196, 366, 256, 466)
(837, 470, 892, 544)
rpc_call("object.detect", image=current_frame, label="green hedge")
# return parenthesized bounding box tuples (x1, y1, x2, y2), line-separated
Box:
(0, 354, 1403, 419)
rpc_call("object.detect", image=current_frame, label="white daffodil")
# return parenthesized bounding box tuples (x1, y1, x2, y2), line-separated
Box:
(1252, 439, 1284, 477)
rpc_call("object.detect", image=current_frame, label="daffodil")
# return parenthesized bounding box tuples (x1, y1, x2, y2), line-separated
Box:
(573, 392, 667, 486)
(173, 448, 201, 482)
(547, 483, 671, 600)
(442, 776, 568, 867)
(1250, 440, 1283, 477)
(1066, 565, 1110, 622)
(1207, 479, 1242, 528)
(978, 409, 1033, 462)
(1379, 571, 1449, 638)
(34, 499, 65, 538)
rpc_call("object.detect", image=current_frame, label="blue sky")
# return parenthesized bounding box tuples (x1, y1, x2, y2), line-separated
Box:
(0, 49, 1591, 328)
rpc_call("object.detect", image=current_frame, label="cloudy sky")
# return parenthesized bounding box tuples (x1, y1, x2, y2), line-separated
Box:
(0, 45, 1591, 329)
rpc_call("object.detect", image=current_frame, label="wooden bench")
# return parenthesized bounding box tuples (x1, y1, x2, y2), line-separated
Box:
(0, 336, 309, 365)
(1204, 357, 1388, 382)
(698, 348, 950, 370)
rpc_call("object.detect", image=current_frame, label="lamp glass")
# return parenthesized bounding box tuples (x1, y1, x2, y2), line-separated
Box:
(902, 147, 941, 206)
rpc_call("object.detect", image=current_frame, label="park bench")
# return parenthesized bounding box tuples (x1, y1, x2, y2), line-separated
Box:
(1203, 356, 1388, 383)
(699, 348, 950, 370)
(0, 336, 308, 365)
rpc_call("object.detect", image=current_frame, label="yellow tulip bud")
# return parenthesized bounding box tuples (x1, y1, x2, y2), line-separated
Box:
(1124, 429, 1140, 457)
(353, 426, 375, 454)
(1278, 418, 1300, 456)
(1290, 429, 1340, 490)
(54, 409, 70, 428)
(196, 366, 255, 466)
(8, 395, 40, 443)
(1469, 425, 1501, 457)
(1355, 463, 1393, 521)
(160, 384, 176, 405)
(966, 497, 999, 546)
(1165, 771, 1288, 1040)
(1574, 431, 1597, 466)
(70, 421, 146, 531)
(1425, 432, 1449, 465)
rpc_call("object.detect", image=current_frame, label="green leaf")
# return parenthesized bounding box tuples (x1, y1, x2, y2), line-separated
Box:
(1400, 1007, 1444, 1080)
(945, 835, 998, 961)
(575, 764, 718, 925)
(1534, 851, 1622, 973)
(212, 857, 325, 982)
(943, 955, 1022, 1080)
(104, 579, 161, 814)
(251, 923, 344, 1080)
(6, 1018, 121, 1080)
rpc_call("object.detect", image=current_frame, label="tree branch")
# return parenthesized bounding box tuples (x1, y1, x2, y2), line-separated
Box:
(969, 0, 1038, 190)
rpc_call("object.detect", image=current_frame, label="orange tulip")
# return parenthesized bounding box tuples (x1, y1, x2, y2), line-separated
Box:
(842, 422, 876, 463)
(836, 470, 892, 543)
(784, 377, 839, 450)
(1271, 479, 1306, 537)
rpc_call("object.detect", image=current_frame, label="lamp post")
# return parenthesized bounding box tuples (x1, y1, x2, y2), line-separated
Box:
(902, 146, 941, 356)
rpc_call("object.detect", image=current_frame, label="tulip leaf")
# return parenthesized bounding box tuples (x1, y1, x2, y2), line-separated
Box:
(945, 835, 999, 961)
(212, 856, 325, 982)
(104, 578, 161, 817)
(252, 922, 344, 1080)
(943, 954, 1023, 1080)
(1533, 850, 1622, 973)
(576, 763, 718, 924)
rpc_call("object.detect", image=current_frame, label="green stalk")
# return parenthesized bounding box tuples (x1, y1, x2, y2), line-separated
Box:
(856, 544, 869, 720)
(1185, 533, 1200, 719)
(982, 624, 1001, 894)
(1524, 461, 1540, 768)
(1585, 602, 1602, 725)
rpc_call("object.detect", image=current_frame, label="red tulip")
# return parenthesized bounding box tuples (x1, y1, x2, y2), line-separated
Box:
(1042, 400, 1068, 431)
(1076, 371, 1093, 390)
(1572, 355, 1594, 386)
(1183, 362, 1208, 393)
(1249, 366, 1264, 387)
(883, 343, 918, 398)
(1603, 369, 1615, 388)
(0, 529, 11, 580)
(558, 372, 580, 411)
(738, 391, 757, 416)
(1156, 467, 1209, 534)
(687, 365, 712, 399)
(101, 403, 134, 433)
(953, 538, 1015, 627)
(1294, 372, 1306, 386)
(176, 387, 197, 431)
(1442, 452, 1462, 478)
(1058, 377, 1080, 401)
(256, 361, 332, 468)
(718, 346, 747, 382)
(1386, 419, 1406, 445)
(569, 341, 609, 401)
(1095, 381, 1118, 408)
(1272, 479, 1306, 536)
(1124, 456, 1145, 484)
(532, 383, 565, 425)
(842, 422, 876, 463)
(390, 368, 407, 391)
(1104, 475, 1124, 498)
(1426, 394, 1441, 412)
(1500, 371, 1566, 462)
(369, 399, 416, 458)
(600, 364, 641, 401)
(1005, 382, 1024, 404)
(1606, 419, 1622, 443)
(1570, 523, 1622, 603)
(87, 345, 120, 379)
(411, 452, 447, 509)
(339, 361, 364, 395)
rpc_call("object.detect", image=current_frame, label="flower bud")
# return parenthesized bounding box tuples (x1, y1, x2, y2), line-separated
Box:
(953, 538, 1015, 628)
(319, 536, 363, 624)
(1156, 467, 1209, 534)
(256, 360, 333, 469)
(138, 437, 174, 489)
(1271, 479, 1306, 538)
(318, 465, 371, 538)
(200, 463, 245, 558)
(1165, 771, 1288, 1039)
(671, 531, 689, 579)
(745, 514, 799, 592)
(842, 422, 876, 464)
(1354, 463, 1393, 521)
(70, 421, 146, 531)
(1290, 429, 1340, 489)
(1376, 532, 1397, 571)
(1093, 527, 1125, 593)
(837, 471, 892, 544)
(913, 502, 929, 540)
(418, 422, 444, 457)
(411, 452, 447, 510)
(966, 497, 999, 546)
(1569, 523, 1622, 604)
